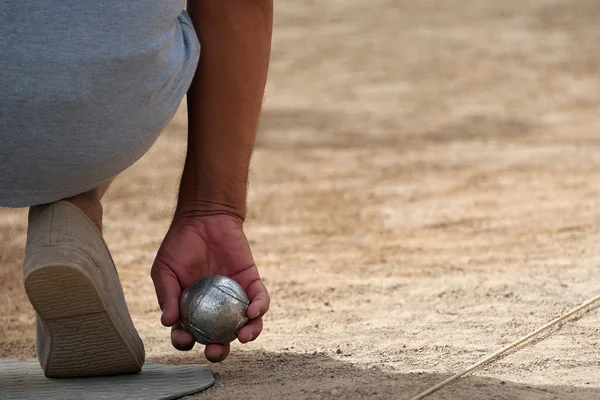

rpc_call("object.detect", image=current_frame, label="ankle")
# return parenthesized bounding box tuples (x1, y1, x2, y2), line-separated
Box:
(64, 197, 104, 234)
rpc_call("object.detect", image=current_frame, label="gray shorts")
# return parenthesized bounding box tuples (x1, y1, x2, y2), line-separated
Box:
(0, 1, 200, 207)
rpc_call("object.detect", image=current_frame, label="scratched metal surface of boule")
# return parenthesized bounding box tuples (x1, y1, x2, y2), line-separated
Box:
(0, 359, 215, 400)
(180, 275, 249, 345)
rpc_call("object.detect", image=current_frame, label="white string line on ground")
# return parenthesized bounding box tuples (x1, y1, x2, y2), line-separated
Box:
(408, 293, 600, 400)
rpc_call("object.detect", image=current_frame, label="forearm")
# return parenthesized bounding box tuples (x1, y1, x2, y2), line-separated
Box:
(177, 0, 273, 220)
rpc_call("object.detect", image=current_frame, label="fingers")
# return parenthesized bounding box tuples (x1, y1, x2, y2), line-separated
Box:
(245, 278, 270, 319)
(172, 321, 235, 363)
(235, 274, 269, 344)
(171, 323, 232, 365)
(205, 343, 230, 363)
(171, 323, 196, 351)
(150, 263, 182, 327)
(237, 317, 263, 343)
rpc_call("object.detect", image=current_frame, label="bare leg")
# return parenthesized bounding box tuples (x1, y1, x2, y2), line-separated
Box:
(62, 179, 113, 233)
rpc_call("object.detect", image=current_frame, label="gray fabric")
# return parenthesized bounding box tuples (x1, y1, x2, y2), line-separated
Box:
(0, 359, 215, 400)
(0, 1, 200, 207)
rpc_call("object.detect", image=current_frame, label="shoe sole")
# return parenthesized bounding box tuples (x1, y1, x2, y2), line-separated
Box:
(24, 246, 144, 378)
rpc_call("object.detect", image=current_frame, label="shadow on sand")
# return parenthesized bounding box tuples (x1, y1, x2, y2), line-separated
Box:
(164, 350, 599, 400)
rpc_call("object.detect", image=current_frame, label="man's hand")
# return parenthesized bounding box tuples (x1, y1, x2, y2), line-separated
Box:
(150, 213, 269, 362)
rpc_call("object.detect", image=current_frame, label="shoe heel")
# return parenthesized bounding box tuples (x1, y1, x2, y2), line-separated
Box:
(24, 248, 144, 378)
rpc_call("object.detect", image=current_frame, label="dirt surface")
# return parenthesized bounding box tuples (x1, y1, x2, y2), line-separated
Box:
(2, 1, 600, 399)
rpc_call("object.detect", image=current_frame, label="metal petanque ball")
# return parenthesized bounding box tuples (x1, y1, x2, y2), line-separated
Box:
(179, 275, 250, 345)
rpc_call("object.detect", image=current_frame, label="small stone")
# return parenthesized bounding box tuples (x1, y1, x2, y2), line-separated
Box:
(336, 348, 343, 354)
(331, 389, 341, 396)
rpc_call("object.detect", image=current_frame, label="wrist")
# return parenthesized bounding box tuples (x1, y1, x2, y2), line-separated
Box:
(175, 166, 247, 221)
(174, 197, 246, 223)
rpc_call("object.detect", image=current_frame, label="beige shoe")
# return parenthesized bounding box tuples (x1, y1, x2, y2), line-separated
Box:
(23, 201, 145, 378)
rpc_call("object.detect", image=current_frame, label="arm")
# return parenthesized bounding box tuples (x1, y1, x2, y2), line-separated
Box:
(151, 0, 273, 363)
(177, 0, 273, 220)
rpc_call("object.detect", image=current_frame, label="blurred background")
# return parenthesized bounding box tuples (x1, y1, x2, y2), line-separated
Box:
(2, 1, 600, 399)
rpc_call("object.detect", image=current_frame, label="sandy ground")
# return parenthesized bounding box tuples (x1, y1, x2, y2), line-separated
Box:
(2, 0, 600, 399)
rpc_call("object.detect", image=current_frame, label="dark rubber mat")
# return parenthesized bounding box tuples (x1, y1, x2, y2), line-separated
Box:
(0, 359, 215, 400)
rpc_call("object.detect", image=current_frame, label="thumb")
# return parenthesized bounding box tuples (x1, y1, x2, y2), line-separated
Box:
(150, 263, 182, 327)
